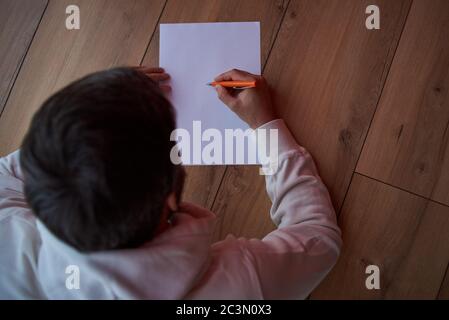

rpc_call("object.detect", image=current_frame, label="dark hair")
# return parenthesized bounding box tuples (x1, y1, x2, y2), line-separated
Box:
(20, 67, 181, 252)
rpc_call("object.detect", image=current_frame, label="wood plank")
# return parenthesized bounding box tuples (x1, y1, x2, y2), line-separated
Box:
(357, 0, 449, 205)
(0, 0, 47, 114)
(181, 165, 226, 209)
(437, 267, 449, 299)
(211, 0, 412, 241)
(141, 0, 289, 208)
(211, 165, 273, 242)
(312, 174, 449, 299)
(0, 0, 166, 156)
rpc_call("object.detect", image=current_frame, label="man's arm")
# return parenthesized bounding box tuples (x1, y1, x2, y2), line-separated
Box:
(0, 150, 26, 208)
(210, 70, 341, 299)
(0, 150, 24, 182)
(248, 119, 340, 298)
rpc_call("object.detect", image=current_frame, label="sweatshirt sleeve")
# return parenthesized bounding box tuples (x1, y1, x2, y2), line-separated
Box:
(0, 150, 26, 208)
(0, 150, 24, 182)
(210, 119, 342, 299)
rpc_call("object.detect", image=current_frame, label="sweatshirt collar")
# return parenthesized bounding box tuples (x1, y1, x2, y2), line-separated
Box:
(35, 203, 216, 299)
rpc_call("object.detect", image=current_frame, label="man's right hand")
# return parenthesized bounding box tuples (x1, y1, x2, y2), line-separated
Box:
(214, 69, 277, 129)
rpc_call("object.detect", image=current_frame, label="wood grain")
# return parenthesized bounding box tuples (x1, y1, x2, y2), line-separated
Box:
(312, 174, 449, 299)
(211, 165, 273, 242)
(0, 0, 447, 300)
(0, 0, 166, 156)
(181, 165, 226, 209)
(211, 0, 412, 241)
(437, 268, 449, 299)
(0, 0, 47, 114)
(357, 0, 449, 205)
(141, 0, 289, 208)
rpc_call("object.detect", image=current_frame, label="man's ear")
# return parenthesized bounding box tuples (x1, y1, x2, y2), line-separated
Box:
(166, 192, 178, 212)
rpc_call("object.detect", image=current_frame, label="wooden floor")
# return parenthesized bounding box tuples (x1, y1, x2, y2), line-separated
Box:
(1, 0, 448, 299)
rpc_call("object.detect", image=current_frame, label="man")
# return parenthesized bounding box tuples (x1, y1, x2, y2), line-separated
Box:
(0, 67, 341, 299)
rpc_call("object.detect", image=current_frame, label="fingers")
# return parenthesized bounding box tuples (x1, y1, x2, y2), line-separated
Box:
(133, 66, 172, 95)
(134, 66, 165, 74)
(148, 73, 170, 82)
(216, 85, 236, 108)
(159, 84, 171, 93)
(178, 202, 214, 218)
(134, 66, 170, 81)
(214, 68, 257, 82)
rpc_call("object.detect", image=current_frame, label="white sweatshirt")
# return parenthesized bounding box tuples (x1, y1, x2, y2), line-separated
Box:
(0, 119, 341, 299)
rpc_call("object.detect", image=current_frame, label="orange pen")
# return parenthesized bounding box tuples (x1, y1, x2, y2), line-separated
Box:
(207, 81, 256, 89)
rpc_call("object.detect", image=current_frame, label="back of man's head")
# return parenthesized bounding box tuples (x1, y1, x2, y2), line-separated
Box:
(20, 67, 178, 252)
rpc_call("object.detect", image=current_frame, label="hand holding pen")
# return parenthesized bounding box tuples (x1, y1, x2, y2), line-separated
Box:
(212, 69, 276, 129)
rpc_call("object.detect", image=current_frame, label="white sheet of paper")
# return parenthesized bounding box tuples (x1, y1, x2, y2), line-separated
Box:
(160, 22, 261, 165)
